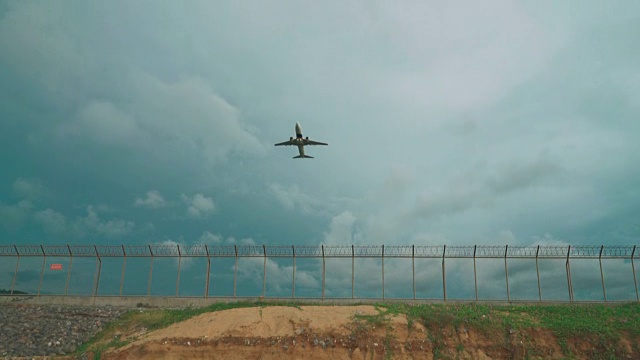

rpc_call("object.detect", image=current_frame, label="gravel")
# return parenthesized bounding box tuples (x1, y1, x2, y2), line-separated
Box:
(0, 303, 127, 358)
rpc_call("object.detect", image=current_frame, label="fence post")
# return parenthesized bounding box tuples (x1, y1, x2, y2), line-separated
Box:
(412, 245, 416, 300)
(381, 245, 385, 300)
(631, 245, 640, 302)
(352, 245, 355, 299)
(120, 245, 126, 297)
(37, 245, 46, 297)
(205, 245, 210, 298)
(632, 245, 638, 303)
(321, 245, 325, 300)
(234, 245, 238, 297)
(11, 245, 20, 295)
(599, 245, 606, 302)
(473, 245, 478, 301)
(442, 245, 446, 301)
(566, 246, 573, 302)
(176, 245, 182, 297)
(292, 245, 296, 299)
(93, 245, 102, 297)
(147, 245, 154, 297)
(536, 245, 542, 301)
(65, 244, 73, 296)
(505, 245, 510, 303)
(263, 245, 267, 298)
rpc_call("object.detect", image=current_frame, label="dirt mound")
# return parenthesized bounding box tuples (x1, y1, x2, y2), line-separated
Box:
(98, 305, 637, 360)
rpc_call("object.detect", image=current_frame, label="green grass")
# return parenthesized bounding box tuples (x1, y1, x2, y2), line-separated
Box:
(73, 301, 640, 359)
(74, 300, 306, 358)
(0, 288, 28, 295)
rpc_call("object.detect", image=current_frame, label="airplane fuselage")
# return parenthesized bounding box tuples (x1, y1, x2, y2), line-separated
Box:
(274, 122, 327, 158)
(295, 122, 305, 157)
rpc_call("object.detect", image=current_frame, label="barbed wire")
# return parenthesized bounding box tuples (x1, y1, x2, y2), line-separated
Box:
(0, 244, 637, 258)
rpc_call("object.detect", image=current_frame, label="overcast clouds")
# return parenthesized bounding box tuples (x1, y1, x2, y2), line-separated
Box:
(1, 0, 639, 250)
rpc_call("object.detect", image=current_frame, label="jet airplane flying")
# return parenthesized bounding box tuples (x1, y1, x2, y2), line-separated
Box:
(274, 122, 328, 158)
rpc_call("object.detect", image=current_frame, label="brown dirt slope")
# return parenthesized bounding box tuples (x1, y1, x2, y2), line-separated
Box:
(98, 305, 637, 360)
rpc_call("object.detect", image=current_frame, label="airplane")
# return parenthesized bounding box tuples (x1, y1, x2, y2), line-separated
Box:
(274, 122, 328, 158)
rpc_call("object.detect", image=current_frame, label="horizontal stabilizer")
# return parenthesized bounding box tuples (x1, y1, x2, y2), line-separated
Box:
(293, 155, 314, 159)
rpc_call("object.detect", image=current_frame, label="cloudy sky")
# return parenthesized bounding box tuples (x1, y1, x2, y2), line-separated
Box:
(1, 0, 639, 250)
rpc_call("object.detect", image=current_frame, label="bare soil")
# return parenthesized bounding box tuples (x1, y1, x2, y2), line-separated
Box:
(93, 305, 635, 360)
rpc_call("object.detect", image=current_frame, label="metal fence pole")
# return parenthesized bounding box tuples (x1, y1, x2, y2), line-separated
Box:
(147, 245, 154, 297)
(505, 245, 510, 302)
(381, 245, 385, 300)
(262, 245, 267, 298)
(631, 245, 640, 302)
(351, 245, 355, 299)
(205, 245, 210, 298)
(632, 245, 638, 303)
(599, 245, 606, 301)
(176, 245, 182, 297)
(536, 245, 542, 301)
(473, 245, 478, 301)
(65, 244, 73, 296)
(37, 245, 45, 297)
(412, 245, 416, 300)
(321, 245, 325, 300)
(233, 245, 238, 297)
(442, 245, 446, 301)
(292, 245, 296, 299)
(120, 245, 126, 296)
(93, 245, 102, 297)
(566, 246, 573, 302)
(11, 245, 20, 295)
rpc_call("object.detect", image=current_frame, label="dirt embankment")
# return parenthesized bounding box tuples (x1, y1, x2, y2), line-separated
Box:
(97, 305, 638, 360)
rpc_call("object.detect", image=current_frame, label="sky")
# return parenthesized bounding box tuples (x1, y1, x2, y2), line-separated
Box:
(1, 0, 640, 254)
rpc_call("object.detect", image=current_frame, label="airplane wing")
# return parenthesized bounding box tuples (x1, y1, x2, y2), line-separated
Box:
(274, 140, 294, 146)
(306, 139, 328, 146)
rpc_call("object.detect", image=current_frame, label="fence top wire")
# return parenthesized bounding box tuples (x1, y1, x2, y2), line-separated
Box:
(0, 244, 637, 258)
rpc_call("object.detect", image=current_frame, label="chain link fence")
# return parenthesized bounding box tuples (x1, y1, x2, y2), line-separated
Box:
(1, 244, 638, 302)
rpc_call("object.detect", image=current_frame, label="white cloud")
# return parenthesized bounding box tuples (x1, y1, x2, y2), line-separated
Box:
(268, 183, 328, 215)
(61, 100, 146, 146)
(322, 211, 359, 245)
(197, 231, 256, 246)
(182, 193, 215, 218)
(0, 200, 31, 232)
(133, 190, 166, 209)
(12, 178, 47, 199)
(71, 205, 135, 239)
(225, 236, 256, 246)
(34, 208, 66, 234)
(198, 231, 223, 245)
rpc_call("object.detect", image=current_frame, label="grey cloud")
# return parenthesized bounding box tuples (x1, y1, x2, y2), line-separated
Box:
(62, 100, 146, 146)
(269, 183, 327, 216)
(413, 157, 562, 220)
(34, 208, 66, 234)
(12, 178, 48, 200)
(0, 200, 31, 232)
(485, 158, 561, 195)
(70, 205, 135, 239)
(1, 1, 639, 252)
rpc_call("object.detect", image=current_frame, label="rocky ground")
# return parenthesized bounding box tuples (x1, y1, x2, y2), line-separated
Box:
(0, 303, 126, 358)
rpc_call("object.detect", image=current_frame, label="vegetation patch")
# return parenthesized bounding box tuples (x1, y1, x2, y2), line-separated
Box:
(73, 301, 640, 359)
(74, 300, 306, 358)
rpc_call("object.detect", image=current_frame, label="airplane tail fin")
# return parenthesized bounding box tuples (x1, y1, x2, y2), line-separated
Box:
(293, 155, 314, 159)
